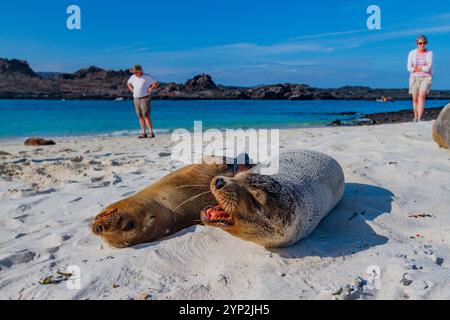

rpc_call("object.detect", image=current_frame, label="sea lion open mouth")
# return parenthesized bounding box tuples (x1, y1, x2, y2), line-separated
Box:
(201, 204, 234, 226)
(199, 150, 346, 248)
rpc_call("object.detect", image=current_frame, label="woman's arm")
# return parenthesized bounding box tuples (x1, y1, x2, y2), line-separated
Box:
(407, 51, 415, 73)
(421, 51, 433, 73)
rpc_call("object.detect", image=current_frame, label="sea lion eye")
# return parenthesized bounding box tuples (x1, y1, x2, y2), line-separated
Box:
(122, 220, 135, 231)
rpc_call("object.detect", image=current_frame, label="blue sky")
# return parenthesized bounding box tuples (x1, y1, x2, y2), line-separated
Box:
(0, 0, 449, 88)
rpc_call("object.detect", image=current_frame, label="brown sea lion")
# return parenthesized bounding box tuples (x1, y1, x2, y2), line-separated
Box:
(201, 150, 345, 248)
(24, 137, 56, 146)
(91, 156, 252, 248)
(432, 104, 450, 149)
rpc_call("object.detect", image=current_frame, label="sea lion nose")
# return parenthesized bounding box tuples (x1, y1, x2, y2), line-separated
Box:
(215, 178, 225, 190)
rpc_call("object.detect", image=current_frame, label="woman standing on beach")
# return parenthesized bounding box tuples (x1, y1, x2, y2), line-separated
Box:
(407, 35, 433, 122)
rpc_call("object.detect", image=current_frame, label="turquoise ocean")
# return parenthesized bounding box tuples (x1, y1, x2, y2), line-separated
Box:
(0, 99, 448, 139)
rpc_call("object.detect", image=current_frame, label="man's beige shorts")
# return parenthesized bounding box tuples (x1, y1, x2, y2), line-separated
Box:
(133, 96, 151, 118)
(409, 76, 432, 95)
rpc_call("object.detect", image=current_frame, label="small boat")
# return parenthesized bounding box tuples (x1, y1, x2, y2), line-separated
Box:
(114, 97, 125, 102)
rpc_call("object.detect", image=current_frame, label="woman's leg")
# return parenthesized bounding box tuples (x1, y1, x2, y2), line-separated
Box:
(412, 94, 419, 121)
(417, 93, 426, 121)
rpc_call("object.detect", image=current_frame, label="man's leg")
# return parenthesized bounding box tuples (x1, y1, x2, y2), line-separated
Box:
(142, 98, 154, 137)
(144, 115, 154, 136)
(134, 98, 147, 135)
(139, 116, 146, 134)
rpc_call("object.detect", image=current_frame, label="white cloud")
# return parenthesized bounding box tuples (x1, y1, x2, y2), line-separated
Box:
(288, 29, 368, 41)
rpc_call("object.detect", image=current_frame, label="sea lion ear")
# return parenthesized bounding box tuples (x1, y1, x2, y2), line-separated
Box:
(248, 188, 268, 206)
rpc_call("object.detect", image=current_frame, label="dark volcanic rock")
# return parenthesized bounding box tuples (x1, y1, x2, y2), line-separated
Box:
(362, 107, 443, 125)
(184, 73, 217, 90)
(1, 57, 450, 100)
(330, 120, 342, 126)
(250, 85, 287, 99)
(328, 107, 444, 126)
(0, 59, 38, 78)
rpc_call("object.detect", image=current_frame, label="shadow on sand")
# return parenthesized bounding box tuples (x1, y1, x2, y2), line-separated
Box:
(131, 225, 199, 250)
(272, 183, 394, 259)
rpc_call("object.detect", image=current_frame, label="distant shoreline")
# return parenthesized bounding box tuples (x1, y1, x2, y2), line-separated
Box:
(2, 58, 450, 101)
(2, 92, 450, 101)
(1, 97, 450, 101)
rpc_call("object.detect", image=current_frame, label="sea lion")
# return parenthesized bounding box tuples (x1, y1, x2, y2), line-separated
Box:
(432, 104, 450, 149)
(201, 150, 345, 248)
(24, 137, 56, 146)
(91, 156, 252, 248)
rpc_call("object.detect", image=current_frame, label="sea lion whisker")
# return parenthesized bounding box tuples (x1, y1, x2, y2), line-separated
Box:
(88, 218, 97, 231)
(174, 190, 212, 211)
(202, 150, 345, 248)
(91, 161, 235, 248)
(192, 165, 214, 178)
(175, 184, 208, 189)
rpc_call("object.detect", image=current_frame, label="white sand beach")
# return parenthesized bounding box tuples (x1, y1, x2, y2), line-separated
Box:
(0, 121, 449, 300)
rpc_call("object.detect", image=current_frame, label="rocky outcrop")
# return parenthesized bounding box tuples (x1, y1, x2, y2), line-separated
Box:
(184, 73, 217, 90)
(0, 59, 37, 78)
(328, 107, 445, 127)
(1, 57, 450, 100)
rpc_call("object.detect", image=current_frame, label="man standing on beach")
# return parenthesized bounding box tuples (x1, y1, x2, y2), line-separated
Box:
(127, 65, 159, 138)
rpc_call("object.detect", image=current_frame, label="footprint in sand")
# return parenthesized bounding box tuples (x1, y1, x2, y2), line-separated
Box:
(39, 233, 73, 256)
(13, 214, 29, 223)
(89, 181, 111, 188)
(88, 160, 101, 165)
(89, 172, 122, 187)
(23, 188, 57, 197)
(121, 191, 135, 197)
(91, 176, 104, 183)
(17, 204, 32, 212)
(159, 152, 172, 158)
(68, 197, 82, 203)
(0, 250, 36, 269)
(111, 174, 122, 185)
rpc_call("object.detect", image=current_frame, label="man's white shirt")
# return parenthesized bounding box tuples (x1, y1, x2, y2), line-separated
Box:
(127, 74, 158, 98)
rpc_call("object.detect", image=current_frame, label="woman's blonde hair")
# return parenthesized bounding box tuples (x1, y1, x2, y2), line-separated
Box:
(416, 35, 428, 44)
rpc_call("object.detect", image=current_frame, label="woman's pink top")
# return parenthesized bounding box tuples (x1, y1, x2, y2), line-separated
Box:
(413, 51, 432, 77)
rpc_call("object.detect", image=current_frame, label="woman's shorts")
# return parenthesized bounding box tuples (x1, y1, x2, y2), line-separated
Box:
(409, 76, 432, 95)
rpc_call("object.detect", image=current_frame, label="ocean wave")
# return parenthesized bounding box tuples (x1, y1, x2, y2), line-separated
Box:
(104, 128, 172, 137)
